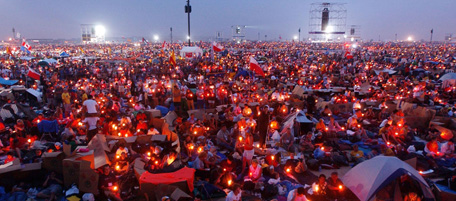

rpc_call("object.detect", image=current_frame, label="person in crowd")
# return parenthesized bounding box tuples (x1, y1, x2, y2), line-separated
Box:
(36, 171, 63, 201)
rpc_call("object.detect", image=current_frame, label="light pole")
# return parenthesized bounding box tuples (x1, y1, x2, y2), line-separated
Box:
(298, 28, 301, 42)
(170, 27, 173, 44)
(185, 0, 191, 46)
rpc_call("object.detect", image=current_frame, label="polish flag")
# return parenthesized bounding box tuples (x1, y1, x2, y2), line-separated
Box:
(345, 51, 353, 59)
(27, 68, 40, 80)
(249, 57, 265, 77)
(212, 41, 223, 52)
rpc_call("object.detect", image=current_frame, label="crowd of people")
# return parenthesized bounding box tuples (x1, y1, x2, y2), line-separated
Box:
(0, 40, 455, 201)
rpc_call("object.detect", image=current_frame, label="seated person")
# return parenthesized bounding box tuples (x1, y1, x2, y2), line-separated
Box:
(99, 165, 122, 201)
(114, 152, 129, 174)
(288, 187, 308, 201)
(246, 159, 263, 183)
(327, 172, 345, 199)
(308, 174, 328, 199)
(36, 171, 63, 201)
(350, 144, 365, 165)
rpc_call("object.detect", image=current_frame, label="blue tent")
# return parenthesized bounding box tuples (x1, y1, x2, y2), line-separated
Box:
(59, 52, 70, 57)
(0, 78, 18, 85)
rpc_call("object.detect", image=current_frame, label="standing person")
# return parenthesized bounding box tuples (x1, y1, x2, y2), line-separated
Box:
(61, 89, 71, 116)
(186, 89, 195, 110)
(82, 116, 99, 142)
(257, 106, 269, 149)
(242, 132, 254, 173)
(172, 85, 181, 112)
(83, 95, 99, 117)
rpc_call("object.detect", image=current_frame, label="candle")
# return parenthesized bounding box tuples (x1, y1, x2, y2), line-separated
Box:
(286, 167, 291, 173)
(113, 186, 118, 191)
(116, 155, 120, 159)
(271, 155, 275, 160)
(147, 152, 151, 157)
(228, 179, 232, 186)
(339, 185, 343, 190)
(116, 165, 120, 170)
(239, 137, 243, 142)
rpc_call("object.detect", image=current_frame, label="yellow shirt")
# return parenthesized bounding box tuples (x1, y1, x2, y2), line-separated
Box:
(350, 150, 364, 159)
(62, 92, 71, 104)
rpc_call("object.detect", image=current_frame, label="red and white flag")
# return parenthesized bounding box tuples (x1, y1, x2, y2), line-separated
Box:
(162, 41, 168, 49)
(212, 41, 223, 52)
(22, 41, 32, 51)
(345, 51, 353, 59)
(249, 57, 265, 77)
(27, 68, 40, 80)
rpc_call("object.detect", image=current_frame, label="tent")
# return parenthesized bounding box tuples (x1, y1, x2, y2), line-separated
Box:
(280, 111, 313, 136)
(0, 78, 18, 86)
(59, 52, 70, 57)
(180, 46, 203, 58)
(342, 156, 435, 201)
(439, 72, 456, 88)
(26, 88, 42, 102)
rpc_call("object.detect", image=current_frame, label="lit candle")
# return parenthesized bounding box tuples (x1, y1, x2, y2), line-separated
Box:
(228, 180, 232, 186)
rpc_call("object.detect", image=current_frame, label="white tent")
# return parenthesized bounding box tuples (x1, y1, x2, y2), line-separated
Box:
(179, 46, 203, 58)
(342, 156, 434, 201)
(439, 72, 456, 88)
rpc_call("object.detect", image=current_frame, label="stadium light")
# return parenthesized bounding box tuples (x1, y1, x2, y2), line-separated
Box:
(153, 35, 159, 41)
(95, 25, 106, 37)
(293, 35, 298, 40)
(407, 36, 413, 41)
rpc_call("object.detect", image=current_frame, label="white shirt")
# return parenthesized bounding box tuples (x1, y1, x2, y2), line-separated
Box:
(82, 117, 99, 130)
(147, 128, 160, 135)
(83, 99, 99, 114)
(441, 142, 454, 155)
(226, 191, 241, 201)
(287, 189, 308, 201)
(116, 147, 129, 156)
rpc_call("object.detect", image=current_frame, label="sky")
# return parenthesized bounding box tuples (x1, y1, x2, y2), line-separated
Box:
(0, 0, 455, 42)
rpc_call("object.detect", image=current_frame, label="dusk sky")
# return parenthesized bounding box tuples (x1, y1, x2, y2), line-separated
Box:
(1, 0, 455, 42)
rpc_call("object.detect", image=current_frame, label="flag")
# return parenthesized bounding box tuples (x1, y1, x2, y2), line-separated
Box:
(27, 68, 40, 80)
(169, 50, 176, 66)
(212, 41, 223, 52)
(6, 47, 14, 58)
(345, 51, 353, 59)
(16, 32, 21, 39)
(142, 37, 149, 45)
(431, 29, 434, 34)
(79, 47, 85, 54)
(249, 57, 265, 77)
(161, 41, 168, 54)
(22, 41, 32, 51)
(20, 46, 31, 54)
(279, 35, 282, 40)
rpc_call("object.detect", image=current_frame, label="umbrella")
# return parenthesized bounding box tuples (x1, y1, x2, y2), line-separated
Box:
(439, 72, 456, 81)
(342, 156, 435, 201)
(44, 58, 58, 64)
(37, 60, 50, 67)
